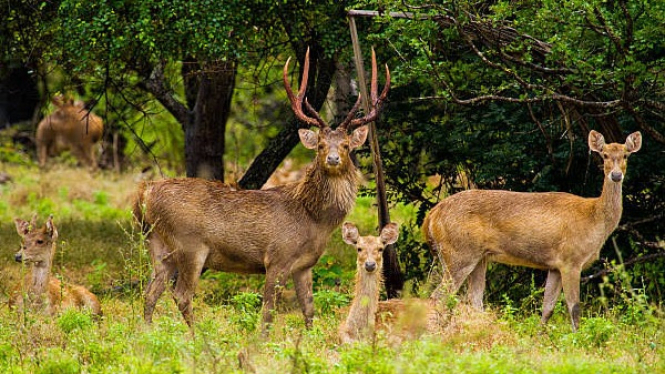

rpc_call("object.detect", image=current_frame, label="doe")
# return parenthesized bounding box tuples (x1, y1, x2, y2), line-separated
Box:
(423, 130, 642, 331)
(10, 215, 102, 316)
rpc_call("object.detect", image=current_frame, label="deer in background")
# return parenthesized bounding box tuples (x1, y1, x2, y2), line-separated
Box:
(134, 48, 390, 330)
(423, 130, 642, 331)
(339, 222, 439, 343)
(10, 215, 102, 316)
(36, 94, 104, 170)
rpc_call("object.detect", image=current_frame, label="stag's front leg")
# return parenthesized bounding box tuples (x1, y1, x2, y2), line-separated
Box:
(293, 268, 314, 328)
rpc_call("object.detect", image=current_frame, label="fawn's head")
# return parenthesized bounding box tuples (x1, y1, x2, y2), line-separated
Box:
(14, 215, 58, 267)
(342, 222, 399, 274)
(588, 130, 642, 183)
(284, 48, 390, 175)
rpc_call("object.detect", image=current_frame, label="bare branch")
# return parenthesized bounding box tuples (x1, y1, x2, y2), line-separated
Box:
(582, 250, 665, 284)
(140, 61, 190, 127)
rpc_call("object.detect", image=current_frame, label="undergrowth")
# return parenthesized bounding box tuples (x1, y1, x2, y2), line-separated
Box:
(0, 164, 662, 373)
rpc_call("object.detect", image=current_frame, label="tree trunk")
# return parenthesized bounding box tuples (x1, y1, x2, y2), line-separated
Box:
(239, 47, 336, 190)
(185, 60, 237, 180)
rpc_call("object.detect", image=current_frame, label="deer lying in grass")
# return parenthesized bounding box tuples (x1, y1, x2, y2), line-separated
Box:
(9, 215, 102, 316)
(36, 94, 104, 170)
(423, 130, 642, 331)
(134, 48, 390, 330)
(339, 222, 439, 343)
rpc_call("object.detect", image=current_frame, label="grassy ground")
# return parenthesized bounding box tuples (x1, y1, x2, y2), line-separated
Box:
(0, 164, 663, 373)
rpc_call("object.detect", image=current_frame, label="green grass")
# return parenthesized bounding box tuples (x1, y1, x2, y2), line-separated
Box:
(0, 164, 663, 373)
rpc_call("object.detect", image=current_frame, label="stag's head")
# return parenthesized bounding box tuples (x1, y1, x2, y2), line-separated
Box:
(14, 215, 58, 267)
(284, 48, 390, 174)
(342, 222, 399, 274)
(588, 130, 642, 183)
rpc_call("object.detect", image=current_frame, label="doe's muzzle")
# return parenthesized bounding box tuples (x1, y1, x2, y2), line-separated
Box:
(14, 252, 22, 263)
(364, 261, 377, 273)
(611, 171, 623, 182)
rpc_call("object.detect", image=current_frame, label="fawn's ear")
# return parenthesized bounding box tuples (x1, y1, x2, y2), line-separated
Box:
(380, 222, 399, 245)
(349, 125, 369, 149)
(46, 215, 58, 241)
(588, 130, 605, 153)
(14, 219, 30, 236)
(298, 129, 318, 150)
(342, 222, 359, 245)
(625, 131, 642, 154)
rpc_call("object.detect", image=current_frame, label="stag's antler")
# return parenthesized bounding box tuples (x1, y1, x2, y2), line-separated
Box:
(283, 48, 328, 129)
(338, 48, 391, 133)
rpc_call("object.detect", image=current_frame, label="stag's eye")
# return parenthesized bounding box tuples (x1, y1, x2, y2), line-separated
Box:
(341, 144, 349, 150)
(36, 240, 44, 245)
(602, 153, 609, 159)
(623, 154, 628, 159)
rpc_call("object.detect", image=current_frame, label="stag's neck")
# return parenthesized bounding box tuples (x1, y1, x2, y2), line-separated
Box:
(596, 176, 624, 237)
(345, 269, 382, 339)
(291, 164, 358, 226)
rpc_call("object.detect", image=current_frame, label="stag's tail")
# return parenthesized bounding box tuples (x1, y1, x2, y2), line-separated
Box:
(132, 181, 151, 235)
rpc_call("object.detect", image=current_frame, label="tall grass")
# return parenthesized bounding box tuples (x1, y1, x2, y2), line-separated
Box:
(0, 164, 663, 373)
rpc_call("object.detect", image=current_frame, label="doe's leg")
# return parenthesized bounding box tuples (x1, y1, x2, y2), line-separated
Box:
(560, 268, 582, 332)
(466, 258, 487, 310)
(541, 269, 562, 325)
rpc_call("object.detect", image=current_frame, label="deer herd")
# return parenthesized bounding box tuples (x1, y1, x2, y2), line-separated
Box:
(8, 49, 643, 343)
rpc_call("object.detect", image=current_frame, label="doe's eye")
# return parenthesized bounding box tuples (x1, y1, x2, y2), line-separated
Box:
(36, 240, 44, 245)
(357, 247, 362, 253)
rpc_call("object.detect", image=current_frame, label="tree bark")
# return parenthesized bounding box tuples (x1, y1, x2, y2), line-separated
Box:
(186, 60, 237, 180)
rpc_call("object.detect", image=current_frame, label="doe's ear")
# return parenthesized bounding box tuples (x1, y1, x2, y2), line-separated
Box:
(46, 215, 58, 241)
(625, 131, 642, 153)
(342, 222, 359, 245)
(588, 130, 605, 153)
(349, 125, 369, 149)
(14, 219, 30, 236)
(298, 129, 318, 150)
(380, 222, 399, 245)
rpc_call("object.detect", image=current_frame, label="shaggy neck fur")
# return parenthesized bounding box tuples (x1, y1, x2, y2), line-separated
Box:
(344, 265, 382, 340)
(288, 161, 358, 227)
(597, 176, 623, 238)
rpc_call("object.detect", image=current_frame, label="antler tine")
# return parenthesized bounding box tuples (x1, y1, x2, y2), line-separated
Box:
(346, 48, 391, 132)
(283, 48, 328, 128)
(337, 94, 364, 131)
(304, 98, 328, 128)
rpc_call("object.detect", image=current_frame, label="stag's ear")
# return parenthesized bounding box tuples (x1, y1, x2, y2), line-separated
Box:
(588, 130, 605, 153)
(625, 131, 642, 154)
(380, 222, 399, 245)
(349, 125, 369, 149)
(342, 222, 359, 245)
(14, 219, 30, 236)
(298, 129, 318, 150)
(45, 215, 58, 241)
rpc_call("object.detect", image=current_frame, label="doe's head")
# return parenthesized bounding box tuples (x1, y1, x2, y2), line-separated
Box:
(588, 130, 642, 183)
(342, 222, 399, 274)
(14, 215, 58, 266)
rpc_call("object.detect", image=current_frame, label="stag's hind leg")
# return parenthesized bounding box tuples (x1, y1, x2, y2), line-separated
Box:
(171, 246, 209, 327)
(293, 268, 314, 328)
(144, 234, 176, 324)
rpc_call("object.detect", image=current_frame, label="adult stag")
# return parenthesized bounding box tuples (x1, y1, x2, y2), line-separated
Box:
(134, 48, 390, 330)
